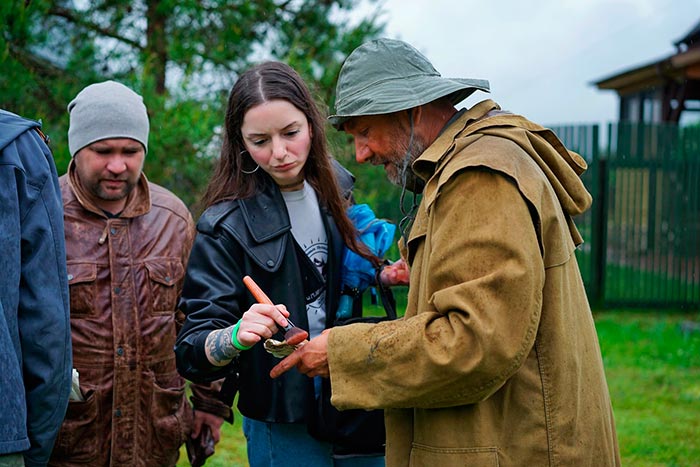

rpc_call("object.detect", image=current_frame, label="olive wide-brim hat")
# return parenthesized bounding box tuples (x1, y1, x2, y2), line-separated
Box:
(329, 38, 490, 128)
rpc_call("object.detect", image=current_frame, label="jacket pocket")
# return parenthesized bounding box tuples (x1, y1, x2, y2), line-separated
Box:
(67, 262, 97, 318)
(148, 375, 191, 463)
(145, 259, 184, 315)
(52, 388, 99, 463)
(410, 444, 499, 467)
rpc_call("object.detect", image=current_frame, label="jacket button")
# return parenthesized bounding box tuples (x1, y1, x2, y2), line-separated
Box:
(266, 260, 274, 267)
(116, 347, 124, 356)
(165, 276, 171, 282)
(114, 287, 121, 294)
(67, 274, 74, 281)
(110, 228, 117, 235)
(115, 408, 122, 417)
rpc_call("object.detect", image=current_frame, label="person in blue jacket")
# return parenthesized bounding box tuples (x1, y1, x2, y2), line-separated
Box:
(0, 109, 72, 467)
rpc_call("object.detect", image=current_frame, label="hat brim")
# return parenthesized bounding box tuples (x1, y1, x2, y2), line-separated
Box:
(329, 75, 489, 129)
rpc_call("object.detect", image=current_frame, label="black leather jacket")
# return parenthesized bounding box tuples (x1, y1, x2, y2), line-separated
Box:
(175, 175, 346, 423)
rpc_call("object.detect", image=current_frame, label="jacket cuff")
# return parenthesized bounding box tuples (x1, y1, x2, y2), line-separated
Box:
(190, 394, 234, 424)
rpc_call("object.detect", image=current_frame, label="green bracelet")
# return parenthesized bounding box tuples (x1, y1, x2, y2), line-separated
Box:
(231, 321, 254, 351)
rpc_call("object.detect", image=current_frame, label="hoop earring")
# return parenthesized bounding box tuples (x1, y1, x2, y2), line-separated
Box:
(240, 150, 259, 174)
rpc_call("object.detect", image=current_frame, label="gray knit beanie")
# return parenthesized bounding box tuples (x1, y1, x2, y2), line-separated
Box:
(67, 80, 149, 157)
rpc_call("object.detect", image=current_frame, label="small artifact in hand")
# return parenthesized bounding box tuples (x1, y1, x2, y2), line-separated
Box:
(264, 338, 302, 358)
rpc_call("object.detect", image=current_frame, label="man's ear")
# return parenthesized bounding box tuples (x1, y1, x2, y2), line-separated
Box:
(410, 105, 424, 126)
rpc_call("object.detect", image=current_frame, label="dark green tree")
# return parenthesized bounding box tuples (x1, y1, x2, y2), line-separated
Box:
(0, 0, 385, 209)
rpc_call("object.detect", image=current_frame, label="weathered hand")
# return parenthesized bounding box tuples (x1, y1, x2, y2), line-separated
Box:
(380, 258, 410, 286)
(270, 330, 330, 379)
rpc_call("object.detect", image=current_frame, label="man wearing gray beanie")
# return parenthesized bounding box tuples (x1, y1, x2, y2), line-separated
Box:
(67, 80, 149, 158)
(51, 81, 232, 466)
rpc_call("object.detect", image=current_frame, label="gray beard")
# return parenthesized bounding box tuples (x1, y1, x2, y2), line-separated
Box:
(399, 157, 425, 194)
(396, 135, 426, 240)
(395, 132, 427, 194)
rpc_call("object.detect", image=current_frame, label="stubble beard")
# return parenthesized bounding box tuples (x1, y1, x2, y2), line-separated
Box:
(89, 178, 137, 203)
(385, 133, 429, 193)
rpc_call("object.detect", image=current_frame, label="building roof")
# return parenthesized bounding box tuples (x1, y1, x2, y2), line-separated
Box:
(674, 18, 700, 49)
(593, 48, 700, 95)
(593, 19, 700, 96)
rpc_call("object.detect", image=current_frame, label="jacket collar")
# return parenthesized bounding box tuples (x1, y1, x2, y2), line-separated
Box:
(409, 98, 591, 243)
(239, 177, 292, 242)
(412, 99, 500, 181)
(67, 159, 151, 218)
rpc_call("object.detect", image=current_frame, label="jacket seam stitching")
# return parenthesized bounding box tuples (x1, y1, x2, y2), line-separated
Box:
(536, 340, 556, 465)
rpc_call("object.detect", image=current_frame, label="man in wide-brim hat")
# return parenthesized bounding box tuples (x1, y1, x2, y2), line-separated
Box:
(272, 38, 621, 467)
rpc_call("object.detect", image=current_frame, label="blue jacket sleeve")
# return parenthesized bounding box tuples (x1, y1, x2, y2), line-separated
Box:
(16, 129, 72, 467)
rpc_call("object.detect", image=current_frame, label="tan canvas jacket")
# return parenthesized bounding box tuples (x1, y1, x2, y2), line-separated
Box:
(328, 100, 620, 466)
(50, 162, 229, 467)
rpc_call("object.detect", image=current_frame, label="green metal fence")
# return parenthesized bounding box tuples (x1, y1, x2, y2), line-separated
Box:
(551, 122, 700, 309)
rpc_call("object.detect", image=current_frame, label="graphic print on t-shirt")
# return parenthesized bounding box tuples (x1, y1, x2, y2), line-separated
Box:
(303, 237, 328, 315)
(281, 183, 328, 338)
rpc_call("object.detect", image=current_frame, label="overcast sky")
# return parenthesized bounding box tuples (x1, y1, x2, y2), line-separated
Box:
(352, 0, 700, 126)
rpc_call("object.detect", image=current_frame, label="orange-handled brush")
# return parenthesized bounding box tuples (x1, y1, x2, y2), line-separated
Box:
(242, 275, 309, 346)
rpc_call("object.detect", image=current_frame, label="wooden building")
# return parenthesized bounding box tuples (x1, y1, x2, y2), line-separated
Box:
(594, 20, 700, 123)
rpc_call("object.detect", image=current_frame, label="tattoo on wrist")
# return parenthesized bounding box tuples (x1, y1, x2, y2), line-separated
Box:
(205, 327, 239, 366)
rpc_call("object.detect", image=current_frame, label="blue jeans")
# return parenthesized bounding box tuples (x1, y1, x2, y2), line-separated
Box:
(242, 417, 384, 467)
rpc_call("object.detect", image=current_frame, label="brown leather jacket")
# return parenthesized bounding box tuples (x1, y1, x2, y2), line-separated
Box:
(50, 162, 231, 467)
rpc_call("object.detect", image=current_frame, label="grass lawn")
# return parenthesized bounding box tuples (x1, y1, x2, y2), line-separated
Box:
(595, 310, 700, 466)
(179, 309, 700, 466)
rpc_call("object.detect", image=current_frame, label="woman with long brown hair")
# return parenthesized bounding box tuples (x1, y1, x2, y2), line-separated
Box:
(175, 61, 384, 466)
